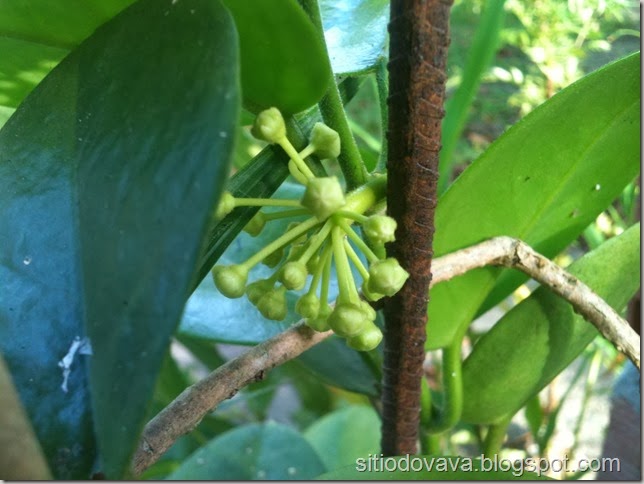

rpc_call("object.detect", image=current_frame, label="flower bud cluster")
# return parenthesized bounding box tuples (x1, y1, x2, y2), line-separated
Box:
(210, 109, 409, 352)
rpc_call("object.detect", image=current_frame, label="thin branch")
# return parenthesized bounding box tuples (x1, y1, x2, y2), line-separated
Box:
(130, 324, 332, 476)
(131, 236, 639, 475)
(431, 236, 640, 369)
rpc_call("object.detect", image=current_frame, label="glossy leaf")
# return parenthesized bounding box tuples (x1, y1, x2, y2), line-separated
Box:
(461, 223, 640, 424)
(317, 455, 549, 480)
(0, 0, 330, 124)
(0, 0, 239, 478)
(0, 0, 132, 117)
(222, 0, 331, 114)
(428, 52, 640, 349)
(320, 0, 389, 75)
(304, 405, 381, 471)
(168, 422, 326, 480)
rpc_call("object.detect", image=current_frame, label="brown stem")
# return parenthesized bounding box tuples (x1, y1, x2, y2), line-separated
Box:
(432, 236, 640, 369)
(130, 324, 332, 476)
(382, 0, 453, 455)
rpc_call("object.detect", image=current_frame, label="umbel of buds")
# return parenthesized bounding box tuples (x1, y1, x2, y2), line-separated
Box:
(209, 108, 409, 352)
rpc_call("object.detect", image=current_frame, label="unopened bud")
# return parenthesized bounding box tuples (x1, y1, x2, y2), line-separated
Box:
(309, 122, 341, 159)
(296, 293, 320, 319)
(361, 280, 384, 302)
(358, 300, 377, 322)
(279, 261, 308, 290)
(257, 286, 288, 321)
(328, 302, 368, 338)
(246, 278, 274, 306)
(212, 264, 248, 298)
(363, 215, 397, 244)
(347, 323, 383, 351)
(301, 176, 346, 220)
(306, 305, 332, 332)
(214, 191, 236, 220)
(251, 107, 286, 143)
(367, 258, 409, 297)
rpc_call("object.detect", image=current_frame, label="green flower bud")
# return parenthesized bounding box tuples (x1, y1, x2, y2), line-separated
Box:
(309, 122, 341, 159)
(262, 247, 284, 268)
(358, 300, 377, 322)
(328, 302, 369, 338)
(251, 107, 286, 143)
(243, 212, 266, 237)
(347, 323, 383, 351)
(257, 286, 288, 321)
(279, 261, 308, 290)
(306, 253, 321, 273)
(214, 191, 236, 220)
(212, 264, 248, 298)
(361, 280, 384, 302)
(367, 258, 409, 297)
(296, 293, 320, 319)
(301, 176, 346, 221)
(306, 304, 332, 332)
(246, 278, 274, 306)
(363, 215, 397, 244)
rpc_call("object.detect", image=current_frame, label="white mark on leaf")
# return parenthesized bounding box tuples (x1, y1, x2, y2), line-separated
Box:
(58, 336, 92, 393)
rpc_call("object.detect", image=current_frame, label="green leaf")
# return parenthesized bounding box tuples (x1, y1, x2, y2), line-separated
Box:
(320, 0, 389, 75)
(0, 0, 330, 124)
(221, 0, 331, 114)
(0, 1, 132, 117)
(428, 52, 640, 349)
(0, 0, 239, 478)
(316, 455, 550, 480)
(304, 405, 380, 471)
(438, 0, 506, 194)
(461, 223, 640, 424)
(168, 422, 326, 480)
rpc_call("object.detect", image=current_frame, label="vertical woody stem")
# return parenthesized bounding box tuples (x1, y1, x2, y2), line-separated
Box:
(381, 0, 453, 455)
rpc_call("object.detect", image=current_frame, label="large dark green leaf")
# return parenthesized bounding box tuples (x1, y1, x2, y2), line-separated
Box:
(320, 0, 389, 75)
(461, 224, 640, 424)
(168, 422, 326, 480)
(0, 0, 239, 478)
(428, 52, 640, 349)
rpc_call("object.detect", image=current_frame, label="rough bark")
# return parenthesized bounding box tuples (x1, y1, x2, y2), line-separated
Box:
(382, 0, 454, 456)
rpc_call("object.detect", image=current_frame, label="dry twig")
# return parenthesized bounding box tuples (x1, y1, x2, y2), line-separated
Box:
(432, 236, 640, 369)
(131, 236, 639, 475)
(130, 324, 332, 475)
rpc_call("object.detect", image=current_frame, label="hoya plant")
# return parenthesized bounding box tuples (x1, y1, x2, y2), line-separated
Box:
(0, 0, 639, 480)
